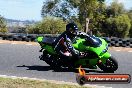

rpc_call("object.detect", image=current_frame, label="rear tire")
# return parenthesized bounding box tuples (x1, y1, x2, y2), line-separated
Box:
(41, 51, 61, 69)
(98, 56, 118, 73)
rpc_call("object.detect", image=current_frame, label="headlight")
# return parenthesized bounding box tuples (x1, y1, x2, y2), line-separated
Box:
(102, 44, 108, 53)
(102, 49, 107, 53)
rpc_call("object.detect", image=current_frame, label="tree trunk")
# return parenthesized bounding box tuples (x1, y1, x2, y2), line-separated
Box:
(85, 18, 89, 33)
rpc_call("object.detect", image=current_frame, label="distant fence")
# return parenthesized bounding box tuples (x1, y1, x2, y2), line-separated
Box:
(0, 33, 132, 48)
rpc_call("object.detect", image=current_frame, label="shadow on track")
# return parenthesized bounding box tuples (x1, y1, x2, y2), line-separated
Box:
(17, 65, 105, 73)
(17, 65, 52, 71)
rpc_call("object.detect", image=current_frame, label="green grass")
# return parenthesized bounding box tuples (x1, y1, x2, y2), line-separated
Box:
(0, 77, 92, 88)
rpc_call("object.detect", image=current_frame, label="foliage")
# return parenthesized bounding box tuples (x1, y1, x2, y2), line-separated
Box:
(27, 16, 66, 34)
(106, 0, 125, 17)
(41, 0, 77, 20)
(27, 23, 42, 34)
(103, 14, 131, 38)
(41, 0, 106, 34)
(102, 1, 131, 38)
(79, 0, 107, 36)
(0, 15, 8, 33)
(11, 26, 27, 33)
(40, 0, 132, 38)
(127, 9, 132, 37)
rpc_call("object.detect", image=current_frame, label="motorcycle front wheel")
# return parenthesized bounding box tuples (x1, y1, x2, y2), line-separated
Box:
(98, 56, 118, 73)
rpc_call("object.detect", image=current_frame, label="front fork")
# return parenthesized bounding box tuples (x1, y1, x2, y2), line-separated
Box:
(39, 48, 44, 60)
(98, 52, 111, 64)
(39, 48, 43, 52)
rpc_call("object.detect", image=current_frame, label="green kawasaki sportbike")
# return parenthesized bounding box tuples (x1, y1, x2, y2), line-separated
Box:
(37, 35, 118, 72)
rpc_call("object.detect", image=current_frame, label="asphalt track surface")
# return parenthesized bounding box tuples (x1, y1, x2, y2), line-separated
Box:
(0, 42, 132, 88)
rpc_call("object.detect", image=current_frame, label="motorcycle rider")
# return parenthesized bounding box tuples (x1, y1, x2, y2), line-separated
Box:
(54, 22, 90, 67)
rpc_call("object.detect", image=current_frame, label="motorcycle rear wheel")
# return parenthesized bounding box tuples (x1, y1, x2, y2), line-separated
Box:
(45, 56, 62, 68)
(41, 51, 61, 69)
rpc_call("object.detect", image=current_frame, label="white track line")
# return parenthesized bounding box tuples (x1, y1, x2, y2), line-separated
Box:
(26, 44, 33, 46)
(128, 51, 132, 52)
(116, 50, 121, 51)
(0, 74, 111, 88)
(11, 43, 18, 45)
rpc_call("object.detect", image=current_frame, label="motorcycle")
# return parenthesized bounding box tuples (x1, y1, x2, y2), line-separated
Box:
(36, 34, 118, 72)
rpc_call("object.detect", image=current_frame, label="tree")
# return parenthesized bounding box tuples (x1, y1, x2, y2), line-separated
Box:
(27, 16, 66, 34)
(11, 26, 27, 33)
(106, 0, 125, 17)
(41, 0, 106, 35)
(41, 0, 105, 21)
(78, 0, 106, 34)
(41, 0, 77, 20)
(101, 1, 132, 38)
(0, 15, 8, 33)
(127, 8, 132, 37)
(103, 14, 131, 38)
(27, 22, 44, 34)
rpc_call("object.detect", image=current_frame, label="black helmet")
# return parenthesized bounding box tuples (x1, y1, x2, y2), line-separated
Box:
(66, 23, 78, 32)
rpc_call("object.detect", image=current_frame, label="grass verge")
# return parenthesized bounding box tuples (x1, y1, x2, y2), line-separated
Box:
(0, 77, 92, 88)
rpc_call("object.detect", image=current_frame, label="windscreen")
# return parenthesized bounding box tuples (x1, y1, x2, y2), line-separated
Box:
(86, 36, 102, 47)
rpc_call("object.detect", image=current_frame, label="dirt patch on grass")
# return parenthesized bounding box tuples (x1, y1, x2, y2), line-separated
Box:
(0, 77, 93, 88)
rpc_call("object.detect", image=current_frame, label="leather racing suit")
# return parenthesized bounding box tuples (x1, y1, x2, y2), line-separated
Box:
(54, 31, 89, 64)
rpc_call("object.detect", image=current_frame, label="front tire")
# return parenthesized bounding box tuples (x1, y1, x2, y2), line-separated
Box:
(98, 56, 118, 72)
(76, 75, 86, 85)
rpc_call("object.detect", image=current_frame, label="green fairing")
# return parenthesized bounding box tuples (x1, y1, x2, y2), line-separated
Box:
(72, 37, 110, 66)
(72, 38, 107, 56)
(72, 38, 86, 51)
(100, 52, 111, 64)
(37, 37, 56, 54)
(37, 36, 111, 67)
(75, 58, 99, 66)
(43, 45, 56, 54)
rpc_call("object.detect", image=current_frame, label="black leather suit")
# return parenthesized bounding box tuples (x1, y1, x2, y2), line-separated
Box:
(54, 31, 89, 62)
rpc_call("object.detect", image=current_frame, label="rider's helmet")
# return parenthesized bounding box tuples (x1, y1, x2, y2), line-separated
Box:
(66, 23, 78, 35)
